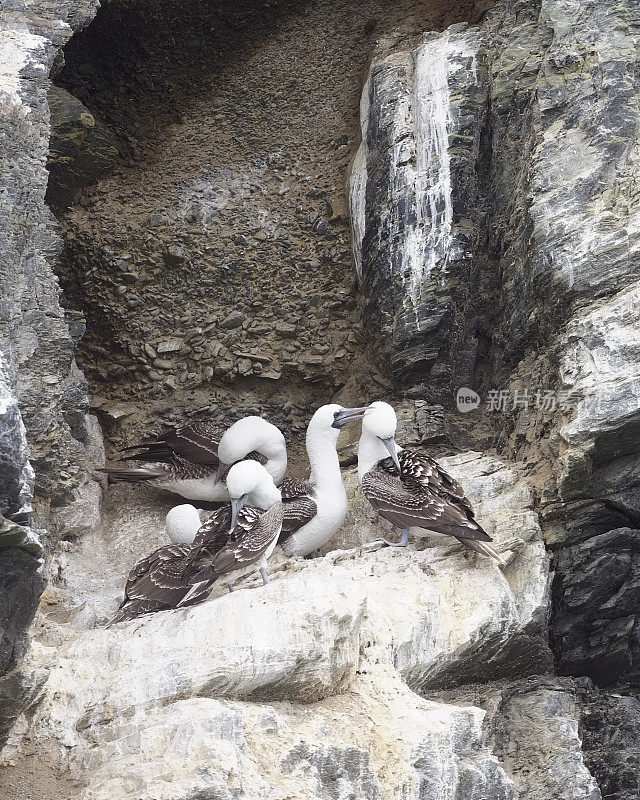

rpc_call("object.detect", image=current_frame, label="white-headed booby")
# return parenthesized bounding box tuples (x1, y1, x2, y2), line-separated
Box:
(110, 461, 283, 623)
(165, 504, 202, 545)
(101, 416, 286, 502)
(357, 401, 505, 564)
(277, 404, 369, 558)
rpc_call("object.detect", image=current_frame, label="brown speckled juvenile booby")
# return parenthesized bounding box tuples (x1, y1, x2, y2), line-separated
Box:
(100, 416, 286, 502)
(357, 401, 505, 564)
(110, 461, 283, 623)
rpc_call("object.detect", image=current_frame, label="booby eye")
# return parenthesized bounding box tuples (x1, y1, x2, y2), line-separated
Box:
(333, 411, 340, 418)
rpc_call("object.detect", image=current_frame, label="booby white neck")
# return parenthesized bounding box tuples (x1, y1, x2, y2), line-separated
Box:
(306, 418, 343, 490)
(357, 431, 403, 480)
(218, 417, 287, 485)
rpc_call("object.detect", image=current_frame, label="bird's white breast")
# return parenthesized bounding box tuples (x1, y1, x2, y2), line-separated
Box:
(280, 485, 348, 558)
(153, 474, 229, 502)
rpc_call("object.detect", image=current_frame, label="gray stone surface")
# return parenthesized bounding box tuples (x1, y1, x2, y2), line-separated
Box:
(553, 528, 640, 685)
(0, 0, 101, 741)
(578, 685, 640, 800)
(46, 84, 118, 209)
(0, 352, 44, 674)
(350, 23, 488, 388)
(493, 687, 601, 800)
(0, 1, 97, 509)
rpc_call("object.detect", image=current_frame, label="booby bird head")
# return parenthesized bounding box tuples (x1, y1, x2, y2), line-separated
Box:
(305, 404, 368, 445)
(226, 460, 281, 532)
(216, 416, 287, 485)
(360, 401, 401, 473)
(165, 504, 202, 545)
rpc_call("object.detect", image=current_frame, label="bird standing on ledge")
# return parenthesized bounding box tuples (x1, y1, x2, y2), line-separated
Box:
(277, 404, 369, 558)
(357, 401, 505, 564)
(110, 461, 283, 624)
(100, 415, 286, 502)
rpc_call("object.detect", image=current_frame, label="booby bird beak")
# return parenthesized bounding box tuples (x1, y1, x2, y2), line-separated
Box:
(381, 436, 401, 473)
(230, 493, 248, 533)
(214, 462, 232, 485)
(331, 406, 371, 429)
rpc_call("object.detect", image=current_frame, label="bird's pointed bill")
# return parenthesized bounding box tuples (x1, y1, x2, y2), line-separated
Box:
(331, 406, 371, 429)
(381, 436, 401, 473)
(230, 493, 248, 532)
(214, 461, 232, 485)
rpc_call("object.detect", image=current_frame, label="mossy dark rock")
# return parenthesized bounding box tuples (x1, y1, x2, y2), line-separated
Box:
(46, 85, 119, 209)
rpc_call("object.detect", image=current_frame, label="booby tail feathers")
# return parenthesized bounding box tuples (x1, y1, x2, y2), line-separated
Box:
(99, 466, 166, 482)
(457, 536, 506, 565)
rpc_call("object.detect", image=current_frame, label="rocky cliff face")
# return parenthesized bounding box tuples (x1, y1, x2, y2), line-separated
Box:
(2, 0, 640, 798)
(0, 0, 103, 702)
(353, 0, 640, 681)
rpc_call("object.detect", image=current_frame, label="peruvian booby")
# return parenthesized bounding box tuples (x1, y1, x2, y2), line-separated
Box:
(357, 401, 505, 564)
(110, 461, 283, 623)
(277, 404, 369, 558)
(164, 503, 202, 544)
(101, 415, 287, 502)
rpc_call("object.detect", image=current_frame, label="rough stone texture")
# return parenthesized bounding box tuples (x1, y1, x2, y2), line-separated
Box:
(350, 23, 488, 388)
(0, 0, 103, 692)
(0, 353, 45, 675)
(49, 0, 488, 457)
(351, 0, 640, 693)
(578, 685, 640, 800)
(3, 0, 640, 796)
(0, 1, 97, 507)
(46, 84, 119, 209)
(493, 687, 601, 800)
(0, 449, 552, 797)
(552, 528, 640, 685)
(15, 674, 517, 800)
(441, 678, 604, 800)
(487, 0, 640, 689)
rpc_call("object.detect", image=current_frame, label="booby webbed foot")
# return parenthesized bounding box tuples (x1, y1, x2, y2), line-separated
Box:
(383, 528, 410, 547)
(259, 567, 270, 585)
(304, 550, 318, 560)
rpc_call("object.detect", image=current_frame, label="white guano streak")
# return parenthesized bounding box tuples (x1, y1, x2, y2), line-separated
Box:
(0, 30, 48, 109)
(406, 35, 455, 307)
(349, 64, 372, 280)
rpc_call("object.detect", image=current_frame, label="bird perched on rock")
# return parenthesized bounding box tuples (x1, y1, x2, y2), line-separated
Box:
(357, 401, 505, 564)
(110, 461, 283, 623)
(100, 415, 287, 502)
(277, 403, 369, 558)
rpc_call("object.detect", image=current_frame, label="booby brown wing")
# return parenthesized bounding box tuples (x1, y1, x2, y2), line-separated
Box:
(111, 508, 234, 623)
(100, 454, 216, 484)
(181, 504, 242, 582)
(212, 502, 284, 576)
(123, 543, 189, 598)
(111, 503, 284, 622)
(361, 450, 491, 541)
(277, 477, 317, 540)
(122, 420, 227, 466)
(111, 543, 192, 623)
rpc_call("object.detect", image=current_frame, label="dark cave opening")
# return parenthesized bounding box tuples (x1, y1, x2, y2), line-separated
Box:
(45, 0, 489, 458)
